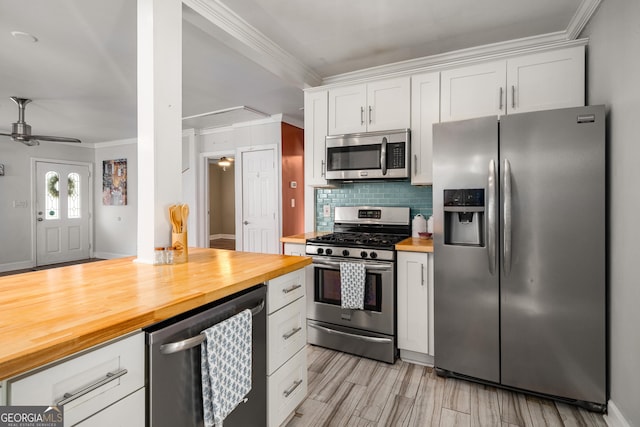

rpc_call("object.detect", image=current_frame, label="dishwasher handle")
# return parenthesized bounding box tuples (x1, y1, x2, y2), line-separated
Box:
(159, 299, 265, 355)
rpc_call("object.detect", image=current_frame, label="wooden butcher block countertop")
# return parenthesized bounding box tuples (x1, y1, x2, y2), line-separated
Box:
(0, 248, 311, 380)
(280, 231, 329, 244)
(396, 237, 434, 253)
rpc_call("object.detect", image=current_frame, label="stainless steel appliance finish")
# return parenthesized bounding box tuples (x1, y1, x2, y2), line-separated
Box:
(433, 105, 606, 411)
(146, 285, 267, 426)
(306, 206, 410, 363)
(325, 129, 410, 180)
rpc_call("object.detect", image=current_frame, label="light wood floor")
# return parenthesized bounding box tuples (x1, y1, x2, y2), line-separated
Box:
(287, 346, 606, 427)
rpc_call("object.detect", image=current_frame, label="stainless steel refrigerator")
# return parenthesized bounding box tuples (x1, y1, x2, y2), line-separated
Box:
(432, 105, 606, 411)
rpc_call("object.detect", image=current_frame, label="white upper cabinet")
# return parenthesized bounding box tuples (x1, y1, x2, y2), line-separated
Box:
(441, 60, 507, 122)
(366, 77, 411, 131)
(506, 46, 585, 114)
(410, 71, 440, 185)
(441, 45, 585, 122)
(304, 90, 329, 186)
(328, 76, 410, 135)
(328, 84, 367, 134)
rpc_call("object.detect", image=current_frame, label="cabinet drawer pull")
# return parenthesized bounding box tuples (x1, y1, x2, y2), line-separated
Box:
(499, 87, 504, 111)
(283, 379, 303, 397)
(368, 106, 372, 124)
(283, 326, 302, 340)
(511, 85, 516, 109)
(360, 107, 364, 125)
(56, 368, 128, 406)
(282, 283, 302, 294)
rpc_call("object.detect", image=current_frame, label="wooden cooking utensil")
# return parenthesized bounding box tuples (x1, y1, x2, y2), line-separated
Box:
(181, 204, 189, 231)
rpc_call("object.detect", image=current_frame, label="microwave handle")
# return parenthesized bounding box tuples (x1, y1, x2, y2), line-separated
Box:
(381, 137, 388, 175)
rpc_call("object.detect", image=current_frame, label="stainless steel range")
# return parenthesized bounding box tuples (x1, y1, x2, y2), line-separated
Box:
(305, 206, 410, 363)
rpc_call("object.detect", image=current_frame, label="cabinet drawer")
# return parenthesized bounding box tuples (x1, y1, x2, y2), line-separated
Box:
(267, 268, 305, 314)
(8, 332, 144, 427)
(268, 348, 307, 427)
(75, 388, 145, 427)
(268, 297, 306, 375)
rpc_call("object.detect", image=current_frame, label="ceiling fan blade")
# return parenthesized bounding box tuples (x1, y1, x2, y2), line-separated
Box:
(31, 134, 81, 143)
(0, 132, 14, 137)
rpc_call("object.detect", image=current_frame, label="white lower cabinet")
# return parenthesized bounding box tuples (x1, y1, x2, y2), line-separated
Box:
(267, 269, 307, 427)
(283, 242, 305, 256)
(267, 348, 308, 427)
(397, 251, 434, 365)
(75, 388, 145, 427)
(7, 332, 145, 427)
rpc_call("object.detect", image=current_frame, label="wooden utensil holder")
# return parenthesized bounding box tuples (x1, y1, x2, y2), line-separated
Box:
(171, 232, 188, 263)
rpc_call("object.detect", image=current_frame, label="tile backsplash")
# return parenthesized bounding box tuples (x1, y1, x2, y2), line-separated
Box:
(315, 181, 432, 231)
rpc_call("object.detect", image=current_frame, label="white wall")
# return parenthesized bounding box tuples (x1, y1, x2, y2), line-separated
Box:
(93, 139, 138, 259)
(0, 142, 93, 271)
(581, 2, 640, 426)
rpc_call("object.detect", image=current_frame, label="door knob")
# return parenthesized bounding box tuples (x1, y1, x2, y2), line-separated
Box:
(243, 221, 249, 225)
(37, 218, 44, 222)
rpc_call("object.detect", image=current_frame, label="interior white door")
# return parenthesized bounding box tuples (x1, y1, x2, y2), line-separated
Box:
(241, 149, 278, 254)
(36, 161, 90, 266)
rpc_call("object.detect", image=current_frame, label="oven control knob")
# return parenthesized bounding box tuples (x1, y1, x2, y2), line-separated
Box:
(326, 248, 333, 255)
(342, 249, 350, 256)
(317, 248, 324, 254)
(369, 252, 378, 259)
(360, 251, 368, 258)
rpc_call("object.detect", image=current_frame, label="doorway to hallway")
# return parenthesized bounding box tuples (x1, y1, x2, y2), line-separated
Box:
(208, 158, 236, 250)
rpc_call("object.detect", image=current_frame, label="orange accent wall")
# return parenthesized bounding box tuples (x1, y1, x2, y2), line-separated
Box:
(281, 123, 304, 239)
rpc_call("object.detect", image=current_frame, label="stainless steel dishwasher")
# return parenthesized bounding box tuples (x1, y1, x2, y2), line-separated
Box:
(145, 284, 267, 427)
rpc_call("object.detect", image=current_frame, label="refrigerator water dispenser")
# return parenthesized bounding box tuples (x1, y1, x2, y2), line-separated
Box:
(443, 189, 485, 246)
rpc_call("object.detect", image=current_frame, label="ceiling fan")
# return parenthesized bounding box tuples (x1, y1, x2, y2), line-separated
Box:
(0, 97, 81, 146)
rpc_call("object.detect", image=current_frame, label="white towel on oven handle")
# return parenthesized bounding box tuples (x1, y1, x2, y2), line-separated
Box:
(201, 309, 252, 427)
(340, 262, 366, 310)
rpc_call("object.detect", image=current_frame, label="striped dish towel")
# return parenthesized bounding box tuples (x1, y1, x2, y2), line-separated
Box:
(201, 309, 252, 427)
(340, 262, 366, 310)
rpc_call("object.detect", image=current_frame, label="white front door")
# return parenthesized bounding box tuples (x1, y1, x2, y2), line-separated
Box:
(241, 149, 278, 254)
(35, 161, 91, 266)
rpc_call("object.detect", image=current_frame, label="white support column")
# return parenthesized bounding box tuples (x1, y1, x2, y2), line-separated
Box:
(137, 0, 182, 263)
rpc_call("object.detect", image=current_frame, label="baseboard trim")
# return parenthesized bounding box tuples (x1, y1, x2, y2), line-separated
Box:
(605, 400, 632, 427)
(93, 251, 133, 260)
(0, 260, 34, 273)
(209, 234, 235, 240)
(399, 349, 434, 367)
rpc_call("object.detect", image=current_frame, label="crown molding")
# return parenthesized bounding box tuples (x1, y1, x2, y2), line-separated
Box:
(183, 0, 322, 88)
(318, 0, 600, 87)
(567, 0, 602, 39)
(319, 35, 588, 87)
(92, 137, 138, 148)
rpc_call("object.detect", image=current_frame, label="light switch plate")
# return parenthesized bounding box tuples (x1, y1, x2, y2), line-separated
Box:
(323, 204, 331, 217)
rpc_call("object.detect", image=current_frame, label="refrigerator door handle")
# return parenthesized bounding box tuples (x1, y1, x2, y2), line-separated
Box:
(487, 159, 497, 275)
(503, 159, 512, 275)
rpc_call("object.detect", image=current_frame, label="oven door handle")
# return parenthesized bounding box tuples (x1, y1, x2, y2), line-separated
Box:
(159, 299, 265, 355)
(313, 260, 392, 271)
(308, 323, 393, 344)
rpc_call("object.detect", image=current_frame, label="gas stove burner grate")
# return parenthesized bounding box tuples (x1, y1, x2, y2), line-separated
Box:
(309, 232, 408, 248)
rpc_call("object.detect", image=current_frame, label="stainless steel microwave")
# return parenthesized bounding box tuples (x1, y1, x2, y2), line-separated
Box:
(325, 129, 410, 180)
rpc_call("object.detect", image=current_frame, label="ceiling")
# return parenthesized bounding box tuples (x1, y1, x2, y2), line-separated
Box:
(0, 0, 591, 145)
